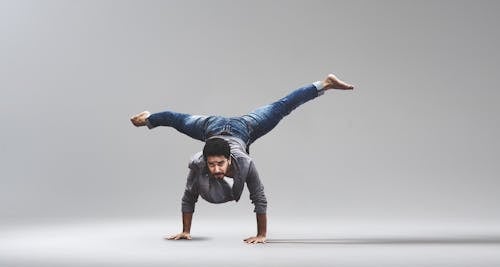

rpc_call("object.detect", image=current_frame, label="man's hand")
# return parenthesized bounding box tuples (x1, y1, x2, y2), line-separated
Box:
(166, 232, 192, 240)
(244, 235, 266, 244)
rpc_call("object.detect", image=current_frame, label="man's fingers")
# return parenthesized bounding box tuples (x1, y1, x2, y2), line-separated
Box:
(245, 238, 259, 244)
(166, 233, 193, 240)
(243, 237, 266, 244)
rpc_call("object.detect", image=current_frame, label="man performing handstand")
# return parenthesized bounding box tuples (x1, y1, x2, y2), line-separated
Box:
(130, 73, 354, 244)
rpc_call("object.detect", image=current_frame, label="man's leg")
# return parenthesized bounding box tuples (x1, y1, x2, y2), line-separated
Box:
(131, 110, 210, 141)
(241, 74, 354, 144)
(241, 84, 320, 145)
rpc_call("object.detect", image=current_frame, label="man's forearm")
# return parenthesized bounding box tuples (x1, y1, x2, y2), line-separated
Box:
(256, 213, 267, 237)
(182, 212, 193, 233)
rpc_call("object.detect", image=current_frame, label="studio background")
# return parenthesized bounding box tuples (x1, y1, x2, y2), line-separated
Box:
(1, 0, 499, 227)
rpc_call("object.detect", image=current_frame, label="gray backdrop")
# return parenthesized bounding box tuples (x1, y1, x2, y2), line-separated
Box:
(1, 0, 499, 225)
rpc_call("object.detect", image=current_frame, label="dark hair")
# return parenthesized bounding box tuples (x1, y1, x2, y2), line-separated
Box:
(203, 138, 230, 160)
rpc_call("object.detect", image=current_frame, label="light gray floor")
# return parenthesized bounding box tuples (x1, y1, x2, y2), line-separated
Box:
(1, 218, 500, 267)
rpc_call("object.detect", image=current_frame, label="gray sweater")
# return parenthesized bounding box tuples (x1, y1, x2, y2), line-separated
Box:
(181, 135, 267, 214)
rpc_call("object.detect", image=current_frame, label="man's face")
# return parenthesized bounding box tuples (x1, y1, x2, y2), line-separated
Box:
(206, 155, 231, 179)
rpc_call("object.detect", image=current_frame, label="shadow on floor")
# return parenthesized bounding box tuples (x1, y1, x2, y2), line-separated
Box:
(163, 236, 212, 241)
(266, 236, 500, 245)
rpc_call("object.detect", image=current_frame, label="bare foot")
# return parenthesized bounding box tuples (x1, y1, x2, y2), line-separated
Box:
(322, 74, 354, 90)
(130, 111, 151, 127)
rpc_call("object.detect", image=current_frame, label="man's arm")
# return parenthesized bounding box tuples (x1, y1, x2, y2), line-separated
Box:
(244, 161, 268, 244)
(244, 213, 267, 244)
(256, 213, 267, 237)
(167, 212, 193, 240)
(167, 167, 199, 240)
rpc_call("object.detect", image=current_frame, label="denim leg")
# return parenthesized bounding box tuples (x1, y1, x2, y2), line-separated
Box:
(241, 84, 320, 144)
(147, 110, 209, 141)
(146, 84, 320, 146)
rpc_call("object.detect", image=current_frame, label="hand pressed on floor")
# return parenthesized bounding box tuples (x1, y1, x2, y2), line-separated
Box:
(244, 236, 266, 244)
(166, 232, 192, 240)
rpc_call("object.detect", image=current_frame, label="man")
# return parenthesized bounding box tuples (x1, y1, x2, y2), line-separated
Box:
(130, 74, 354, 244)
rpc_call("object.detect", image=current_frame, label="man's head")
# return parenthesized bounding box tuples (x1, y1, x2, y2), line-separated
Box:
(203, 138, 231, 179)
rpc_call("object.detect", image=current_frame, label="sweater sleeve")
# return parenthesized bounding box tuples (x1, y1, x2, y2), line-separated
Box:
(181, 168, 199, 213)
(246, 161, 267, 214)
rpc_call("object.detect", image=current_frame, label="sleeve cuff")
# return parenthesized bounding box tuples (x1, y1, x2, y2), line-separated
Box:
(182, 206, 195, 213)
(254, 206, 267, 214)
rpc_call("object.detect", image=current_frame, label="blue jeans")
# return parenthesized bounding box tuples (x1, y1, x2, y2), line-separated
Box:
(147, 84, 322, 153)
